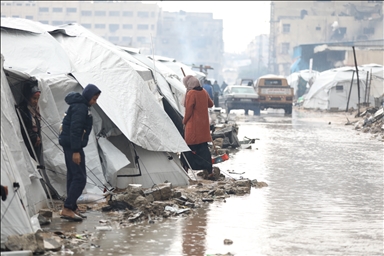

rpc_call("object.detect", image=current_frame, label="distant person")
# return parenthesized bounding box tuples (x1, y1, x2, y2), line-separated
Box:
(221, 81, 228, 92)
(212, 80, 221, 106)
(181, 75, 214, 179)
(59, 84, 101, 221)
(18, 82, 43, 163)
(202, 80, 214, 100)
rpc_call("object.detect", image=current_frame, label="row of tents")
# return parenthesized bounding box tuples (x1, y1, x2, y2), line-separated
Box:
(1, 17, 206, 247)
(287, 64, 383, 111)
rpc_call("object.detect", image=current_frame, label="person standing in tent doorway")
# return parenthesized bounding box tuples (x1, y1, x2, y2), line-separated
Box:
(18, 81, 43, 164)
(59, 84, 101, 221)
(181, 75, 215, 179)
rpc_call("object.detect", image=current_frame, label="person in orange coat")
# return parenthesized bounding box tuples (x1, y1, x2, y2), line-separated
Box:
(181, 75, 214, 177)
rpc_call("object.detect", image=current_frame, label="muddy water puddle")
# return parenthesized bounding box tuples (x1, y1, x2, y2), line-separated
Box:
(51, 110, 383, 256)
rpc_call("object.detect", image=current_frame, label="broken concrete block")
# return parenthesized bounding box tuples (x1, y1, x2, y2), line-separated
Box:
(43, 238, 62, 251)
(38, 209, 52, 218)
(5, 231, 45, 253)
(133, 196, 148, 207)
(214, 189, 225, 196)
(144, 185, 172, 201)
(235, 179, 251, 188)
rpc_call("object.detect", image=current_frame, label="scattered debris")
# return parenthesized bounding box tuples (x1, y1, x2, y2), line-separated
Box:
(224, 239, 233, 245)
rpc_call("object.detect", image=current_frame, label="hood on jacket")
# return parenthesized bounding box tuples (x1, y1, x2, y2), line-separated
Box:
(82, 84, 101, 103)
(64, 92, 87, 105)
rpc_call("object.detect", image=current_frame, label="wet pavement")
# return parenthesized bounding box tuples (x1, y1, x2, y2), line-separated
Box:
(46, 109, 383, 256)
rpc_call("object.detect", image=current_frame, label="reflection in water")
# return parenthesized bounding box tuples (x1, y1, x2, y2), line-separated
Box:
(52, 111, 383, 256)
(182, 208, 208, 256)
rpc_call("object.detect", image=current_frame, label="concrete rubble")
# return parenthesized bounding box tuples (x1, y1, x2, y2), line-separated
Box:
(351, 107, 384, 141)
(3, 167, 268, 254)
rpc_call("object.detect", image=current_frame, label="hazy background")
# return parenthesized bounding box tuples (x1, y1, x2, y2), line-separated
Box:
(151, 1, 271, 53)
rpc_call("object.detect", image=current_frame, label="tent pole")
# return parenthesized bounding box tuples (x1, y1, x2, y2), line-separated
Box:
(352, 46, 361, 115)
(181, 152, 199, 181)
(367, 69, 372, 105)
(364, 71, 369, 104)
(346, 71, 355, 112)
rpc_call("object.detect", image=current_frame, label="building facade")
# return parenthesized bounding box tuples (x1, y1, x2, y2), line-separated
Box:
(246, 34, 269, 70)
(269, 1, 384, 76)
(1, 1, 159, 54)
(156, 10, 224, 80)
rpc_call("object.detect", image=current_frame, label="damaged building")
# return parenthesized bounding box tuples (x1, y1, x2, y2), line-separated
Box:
(269, 1, 384, 75)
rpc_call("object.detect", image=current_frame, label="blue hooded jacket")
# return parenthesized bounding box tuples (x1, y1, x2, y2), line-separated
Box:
(59, 84, 101, 152)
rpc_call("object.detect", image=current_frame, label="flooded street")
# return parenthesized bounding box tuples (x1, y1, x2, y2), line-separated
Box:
(51, 109, 383, 256)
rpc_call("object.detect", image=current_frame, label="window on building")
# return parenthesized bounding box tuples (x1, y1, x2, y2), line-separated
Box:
(138, 11, 149, 18)
(53, 7, 63, 12)
(109, 24, 119, 32)
(109, 36, 119, 42)
(122, 36, 132, 43)
(81, 10, 92, 16)
(283, 24, 290, 33)
(52, 21, 63, 26)
(301, 9, 308, 19)
(151, 24, 155, 30)
(6, 3, 11, 6)
(67, 8, 77, 13)
(281, 43, 290, 54)
(26, 3, 30, 6)
(1, 15, 6, 18)
(26, 15, 33, 19)
(316, 26, 321, 31)
(95, 24, 106, 29)
(123, 11, 133, 17)
(363, 27, 375, 34)
(151, 12, 155, 17)
(95, 11, 106, 16)
(16, 2, 22, 6)
(137, 36, 148, 43)
(335, 85, 343, 92)
(137, 24, 148, 30)
(123, 24, 133, 29)
(12, 15, 19, 18)
(109, 11, 119, 16)
(82, 24, 92, 29)
(39, 7, 49, 12)
(39, 20, 49, 24)
(66, 21, 76, 24)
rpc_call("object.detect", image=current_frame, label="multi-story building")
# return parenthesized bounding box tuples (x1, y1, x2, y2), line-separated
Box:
(269, 1, 384, 75)
(246, 34, 269, 70)
(156, 10, 224, 80)
(1, 1, 160, 53)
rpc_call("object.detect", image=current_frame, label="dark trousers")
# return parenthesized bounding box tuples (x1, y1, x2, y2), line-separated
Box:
(214, 92, 219, 107)
(181, 142, 212, 173)
(63, 148, 86, 211)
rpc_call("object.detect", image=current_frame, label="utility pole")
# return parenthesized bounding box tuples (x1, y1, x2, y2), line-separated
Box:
(352, 46, 361, 115)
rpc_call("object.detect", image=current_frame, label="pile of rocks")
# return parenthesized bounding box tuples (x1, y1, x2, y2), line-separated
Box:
(352, 107, 384, 141)
(2, 171, 268, 254)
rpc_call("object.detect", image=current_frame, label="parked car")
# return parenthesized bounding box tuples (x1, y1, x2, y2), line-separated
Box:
(222, 85, 260, 115)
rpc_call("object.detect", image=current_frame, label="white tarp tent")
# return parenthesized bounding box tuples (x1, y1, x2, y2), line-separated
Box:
(1, 18, 190, 204)
(1, 54, 44, 247)
(287, 69, 320, 97)
(303, 65, 384, 110)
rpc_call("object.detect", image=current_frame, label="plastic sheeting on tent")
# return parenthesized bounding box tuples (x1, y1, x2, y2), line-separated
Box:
(119, 47, 187, 116)
(287, 70, 319, 97)
(1, 54, 44, 246)
(303, 65, 383, 110)
(1, 18, 190, 196)
(50, 23, 190, 153)
(150, 55, 206, 83)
